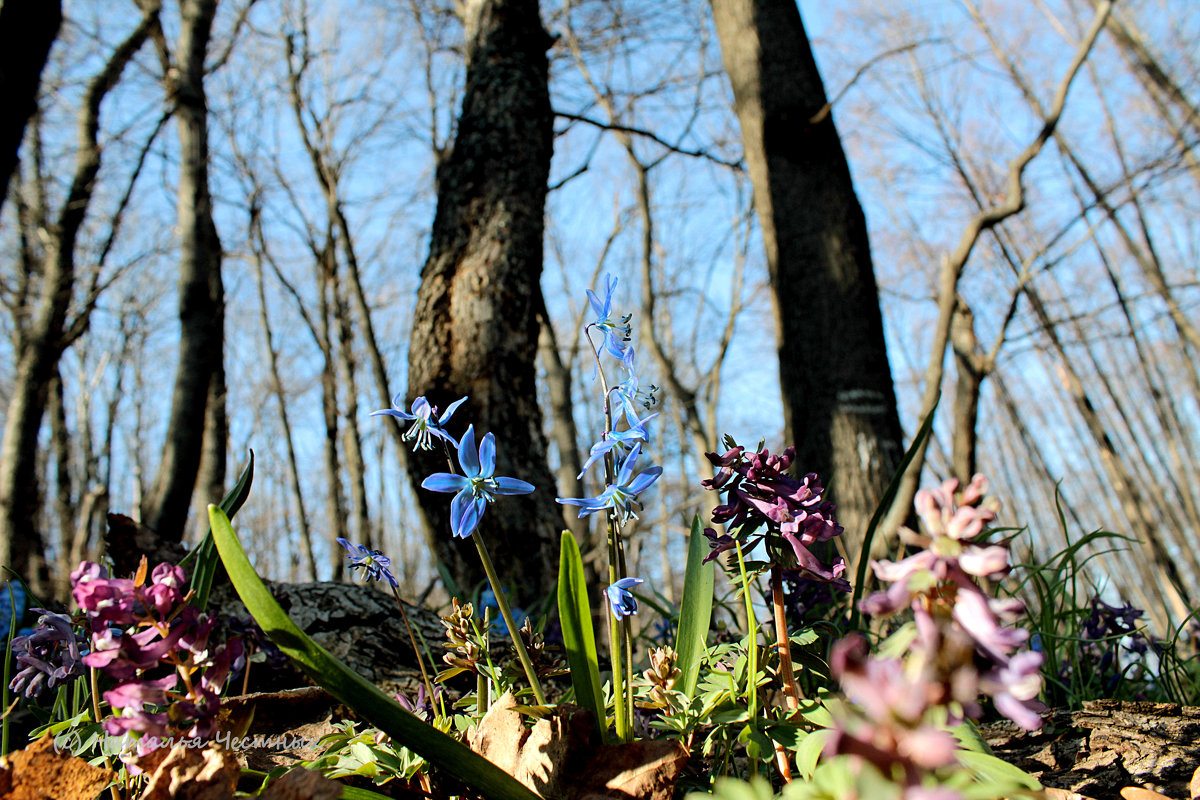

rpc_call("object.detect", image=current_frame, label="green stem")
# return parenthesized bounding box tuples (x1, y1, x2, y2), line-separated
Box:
(391, 585, 437, 705)
(606, 506, 630, 741)
(734, 541, 759, 777)
(616, 533, 634, 735)
(473, 536, 547, 707)
(90, 668, 120, 800)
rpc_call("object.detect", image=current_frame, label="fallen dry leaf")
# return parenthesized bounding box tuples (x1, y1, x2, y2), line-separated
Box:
(1042, 789, 1097, 800)
(469, 691, 587, 799)
(1046, 786, 1099, 800)
(1120, 788, 1173, 800)
(258, 767, 343, 800)
(137, 742, 240, 800)
(578, 738, 689, 800)
(468, 691, 688, 800)
(0, 734, 115, 800)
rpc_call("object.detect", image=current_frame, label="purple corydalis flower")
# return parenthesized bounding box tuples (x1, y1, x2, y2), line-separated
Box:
(558, 443, 662, 523)
(422, 425, 535, 538)
(702, 443, 845, 586)
(8, 610, 86, 698)
(371, 394, 467, 451)
(337, 537, 399, 588)
(606, 577, 644, 618)
(980, 650, 1045, 731)
(586, 275, 632, 362)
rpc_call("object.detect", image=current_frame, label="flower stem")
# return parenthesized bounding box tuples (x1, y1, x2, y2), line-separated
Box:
(734, 541, 759, 777)
(770, 565, 803, 708)
(472, 536, 547, 707)
(391, 586, 437, 707)
(90, 667, 120, 800)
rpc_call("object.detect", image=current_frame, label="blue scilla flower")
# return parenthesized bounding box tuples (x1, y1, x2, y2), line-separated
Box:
(558, 443, 662, 523)
(371, 394, 467, 451)
(337, 538, 400, 588)
(576, 406, 657, 479)
(422, 425, 536, 538)
(606, 577, 644, 618)
(586, 275, 632, 362)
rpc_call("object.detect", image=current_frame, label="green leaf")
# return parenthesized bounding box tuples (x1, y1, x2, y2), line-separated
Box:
(792, 728, 831, 780)
(850, 404, 937, 628)
(556, 530, 607, 742)
(674, 515, 714, 700)
(687, 776, 776, 800)
(338, 786, 396, 800)
(951, 719, 994, 754)
(208, 506, 541, 800)
(956, 749, 1041, 792)
(186, 451, 255, 611)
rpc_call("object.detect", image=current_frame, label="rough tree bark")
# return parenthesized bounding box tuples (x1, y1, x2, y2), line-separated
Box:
(406, 0, 557, 598)
(142, 0, 225, 543)
(709, 0, 906, 550)
(0, 0, 61, 219)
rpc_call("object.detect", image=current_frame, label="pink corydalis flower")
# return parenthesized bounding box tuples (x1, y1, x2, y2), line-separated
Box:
(858, 474, 1044, 730)
(825, 635, 960, 778)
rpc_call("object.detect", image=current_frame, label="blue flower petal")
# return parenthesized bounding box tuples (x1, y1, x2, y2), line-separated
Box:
(617, 444, 642, 485)
(627, 466, 662, 495)
(478, 432, 497, 479)
(422, 473, 471, 493)
(369, 408, 415, 420)
(493, 477, 535, 495)
(450, 490, 473, 537)
(439, 396, 468, 425)
(459, 426, 480, 477)
(455, 497, 487, 539)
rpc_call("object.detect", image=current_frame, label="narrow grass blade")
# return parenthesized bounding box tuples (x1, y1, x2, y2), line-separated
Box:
(674, 515, 713, 700)
(849, 404, 936, 630)
(185, 451, 254, 611)
(208, 506, 541, 800)
(557, 530, 606, 741)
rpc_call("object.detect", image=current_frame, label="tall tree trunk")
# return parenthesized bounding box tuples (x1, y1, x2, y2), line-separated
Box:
(318, 236, 350, 581)
(332, 264, 372, 551)
(250, 203, 318, 580)
(0, 3, 158, 594)
(0, 0, 61, 218)
(709, 0, 905, 550)
(142, 0, 223, 543)
(950, 300, 984, 482)
(406, 0, 557, 598)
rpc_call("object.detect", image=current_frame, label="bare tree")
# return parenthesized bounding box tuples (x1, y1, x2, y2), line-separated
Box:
(0, 0, 161, 594)
(708, 0, 908, 553)
(0, 0, 61, 218)
(406, 0, 558, 597)
(142, 0, 226, 543)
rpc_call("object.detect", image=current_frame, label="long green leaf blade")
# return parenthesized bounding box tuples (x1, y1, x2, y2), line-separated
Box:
(187, 450, 255, 610)
(849, 403, 937, 628)
(208, 505, 541, 800)
(557, 530, 606, 742)
(674, 515, 713, 699)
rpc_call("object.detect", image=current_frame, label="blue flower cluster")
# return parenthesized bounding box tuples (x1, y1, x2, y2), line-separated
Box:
(557, 276, 662, 619)
(557, 276, 663, 526)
